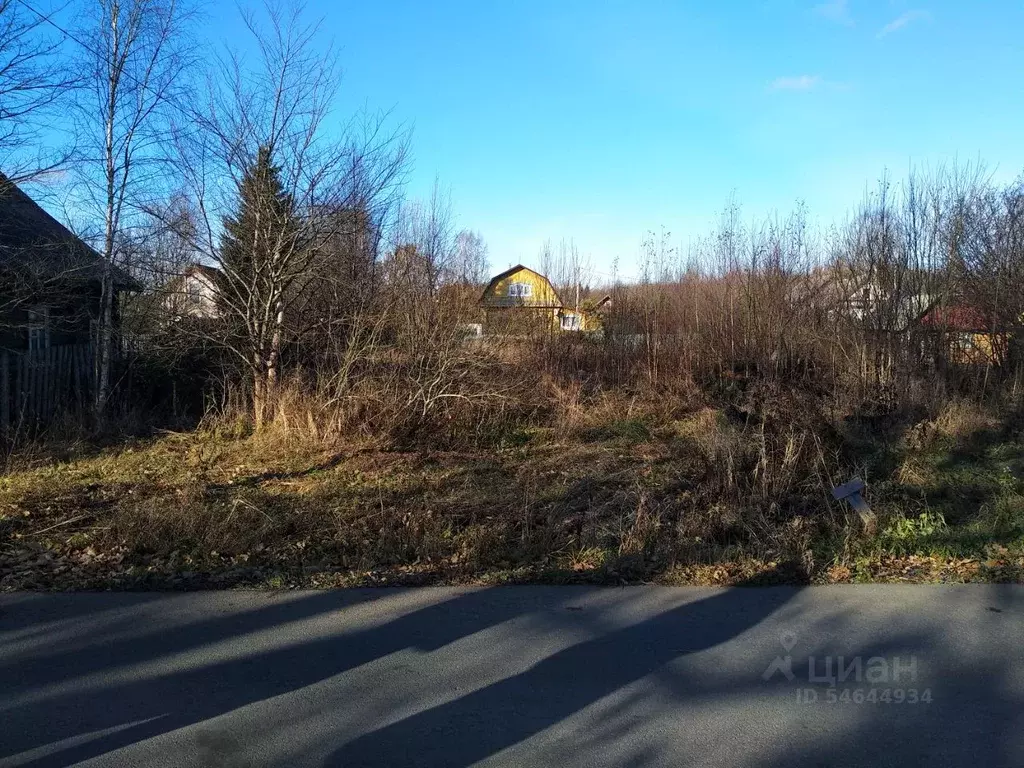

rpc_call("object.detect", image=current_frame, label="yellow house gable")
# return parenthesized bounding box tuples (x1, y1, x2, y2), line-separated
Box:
(480, 265, 563, 309)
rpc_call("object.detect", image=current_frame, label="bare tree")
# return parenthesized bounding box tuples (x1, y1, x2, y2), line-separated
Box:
(75, 0, 193, 423)
(0, 0, 76, 338)
(171, 2, 407, 426)
(560, 238, 588, 316)
(536, 237, 590, 311)
(375, 189, 515, 436)
(453, 229, 489, 286)
(0, 0, 77, 180)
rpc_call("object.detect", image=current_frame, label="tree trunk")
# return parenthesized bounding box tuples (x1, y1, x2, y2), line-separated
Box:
(260, 303, 285, 427)
(94, 269, 114, 426)
(253, 367, 267, 429)
(95, 6, 120, 430)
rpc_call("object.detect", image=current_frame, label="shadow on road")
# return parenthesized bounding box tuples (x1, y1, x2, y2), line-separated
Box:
(3, 581, 1021, 767)
(323, 583, 794, 767)
(0, 576, 794, 767)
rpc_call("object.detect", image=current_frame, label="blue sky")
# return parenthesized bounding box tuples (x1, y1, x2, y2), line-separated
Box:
(187, 2, 1024, 277)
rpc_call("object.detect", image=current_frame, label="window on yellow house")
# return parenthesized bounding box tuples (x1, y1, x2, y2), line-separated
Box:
(508, 282, 532, 298)
(561, 313, 581, 331)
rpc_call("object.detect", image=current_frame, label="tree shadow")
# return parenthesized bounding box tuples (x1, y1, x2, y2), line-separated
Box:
(322, 582, 797, 767)
(205, 450, 373, 493)
(493, 586, 1024, 768)
(1, 576, 797, 767)
(0, 592, 163, 631)
(739, 585, 1024, 768)
(1, 588, 544, 767)
(5, 583, 1022, 767)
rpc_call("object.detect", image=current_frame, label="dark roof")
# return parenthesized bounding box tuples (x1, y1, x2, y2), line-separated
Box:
(0, 173, 139, 290)
(486, 263, 532, 285)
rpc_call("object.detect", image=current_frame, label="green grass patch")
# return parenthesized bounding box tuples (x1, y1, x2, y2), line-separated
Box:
(580, 418, 652, 444)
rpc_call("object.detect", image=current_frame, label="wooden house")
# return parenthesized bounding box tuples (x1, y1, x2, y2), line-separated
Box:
(0, 173, 138, 352)
(0, 173, 139, 430)
(479, 264, 608, 334)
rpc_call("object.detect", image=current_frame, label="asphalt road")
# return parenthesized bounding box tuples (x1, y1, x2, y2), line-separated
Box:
(1, 585, 1022, 767)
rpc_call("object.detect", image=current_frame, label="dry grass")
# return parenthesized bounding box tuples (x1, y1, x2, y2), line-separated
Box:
(0, 390, 834, 589)
(933, 399, 1002, 441)
(5, 379, 1024, 589)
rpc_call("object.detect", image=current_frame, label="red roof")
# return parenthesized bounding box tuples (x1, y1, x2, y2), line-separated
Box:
(919, 305, 991, 332)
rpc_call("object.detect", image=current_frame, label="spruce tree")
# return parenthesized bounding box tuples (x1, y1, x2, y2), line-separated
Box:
(219, 145, 297, 294)
(217, 145, 301, 424)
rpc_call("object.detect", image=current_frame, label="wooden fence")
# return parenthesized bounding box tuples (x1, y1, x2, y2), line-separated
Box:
(0, 345, 95, 433)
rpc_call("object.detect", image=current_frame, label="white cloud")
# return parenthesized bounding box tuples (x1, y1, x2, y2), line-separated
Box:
(769, 75, 823, 92)
(877, 9, 931, 38)
(814, 0, 854, 27)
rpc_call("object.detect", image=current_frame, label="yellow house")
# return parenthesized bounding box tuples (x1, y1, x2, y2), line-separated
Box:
(479, 264, 609, 334)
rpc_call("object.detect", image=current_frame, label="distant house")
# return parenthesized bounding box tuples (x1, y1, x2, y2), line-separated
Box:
(919, 304, 1007, 365)
(479, 264, 609, 334)
(844, 281, 935, 332)
(164, 264, 224, 321)
(798, 265, 935, 332)
(0, 173, 138, 353)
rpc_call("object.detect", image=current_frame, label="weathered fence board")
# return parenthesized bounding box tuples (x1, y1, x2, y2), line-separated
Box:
(0, 344, 94, 434)
(0, 351, 9, 432)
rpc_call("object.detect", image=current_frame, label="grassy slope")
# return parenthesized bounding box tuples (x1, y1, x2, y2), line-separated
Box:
(842, 402, 1024, 583)
(3, 402, 1024, 589)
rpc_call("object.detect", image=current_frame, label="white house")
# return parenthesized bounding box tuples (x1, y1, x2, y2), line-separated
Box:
(164, 264, 223, 320)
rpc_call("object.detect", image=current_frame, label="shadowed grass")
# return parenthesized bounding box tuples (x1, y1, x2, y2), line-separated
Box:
(4, 397, 1024, 588)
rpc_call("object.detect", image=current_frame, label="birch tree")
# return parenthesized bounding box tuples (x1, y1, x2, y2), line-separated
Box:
(77, 0, 192, 423)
